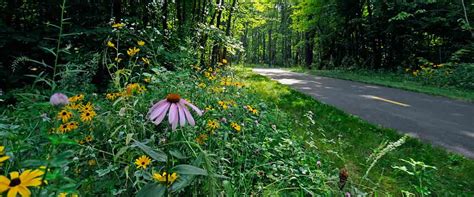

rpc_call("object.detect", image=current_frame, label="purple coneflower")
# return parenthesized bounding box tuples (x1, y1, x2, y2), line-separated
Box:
(50, 93, 69, 106)
(148, 93, 202, 130)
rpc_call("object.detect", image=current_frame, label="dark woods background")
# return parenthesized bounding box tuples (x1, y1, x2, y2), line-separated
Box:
(0, 0, 239, 92)
(0, 0, 473, 92)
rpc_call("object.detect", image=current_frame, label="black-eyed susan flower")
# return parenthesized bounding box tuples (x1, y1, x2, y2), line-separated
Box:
(230, 122, 241, 132)
(127, 47, 140, 56)
(58, 123, 71, 133)
(135, 155, 151, 169)
(66, 103, 82, 110)
(0, 169, 44, 196)
(147, 94, 202, 130)
(85, 135, 93, 143)
(218, 101, 228, 110)
(137, 40, 145, 46)
(245, 105, 259, 115)
(207, 119, 219, 130)
(68, 94, 84, 103)
(67, 121, 79, 130)
(0, 146, 9, 164)
(80, 110, 96, 122)
(222, 59, 228, 64)
(57, 110, 72, 123)
(106, 93, 117, 101)
(153, 172, 178, 185)
(80, 102, 94, 112)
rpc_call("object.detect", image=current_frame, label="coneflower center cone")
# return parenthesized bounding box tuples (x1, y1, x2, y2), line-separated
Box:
(9, 178, 21, 186)
(166, 94, 181, 103)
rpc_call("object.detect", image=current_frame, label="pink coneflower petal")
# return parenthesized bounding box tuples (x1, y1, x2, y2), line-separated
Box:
(148, 99, 167, 116)
(181, 103, 195, 126)
(182, 99, 202, 116)
(168, 103, 178, 125)
(150, 102, 170, 121)
(177, 104, 186, 126)
(170, 104, 179, 130)
(153, 103, 171, 125)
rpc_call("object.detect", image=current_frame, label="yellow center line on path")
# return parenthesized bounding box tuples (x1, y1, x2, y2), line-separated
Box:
(362, 95, 411, 107)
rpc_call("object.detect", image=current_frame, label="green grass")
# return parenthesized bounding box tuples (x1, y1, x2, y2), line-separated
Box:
(236, 66, 474, 195)
(287, 67, 474, 102)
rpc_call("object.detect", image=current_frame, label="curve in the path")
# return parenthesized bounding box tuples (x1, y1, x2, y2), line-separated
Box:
(253, 68, 474, 158)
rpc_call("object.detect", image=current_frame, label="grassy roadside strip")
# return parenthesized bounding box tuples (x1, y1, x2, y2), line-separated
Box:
(287, 67, 474, 102)
(236, 67, 474, 195)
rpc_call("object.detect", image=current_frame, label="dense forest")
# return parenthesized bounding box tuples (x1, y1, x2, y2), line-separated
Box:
(1, 0, 474, 196)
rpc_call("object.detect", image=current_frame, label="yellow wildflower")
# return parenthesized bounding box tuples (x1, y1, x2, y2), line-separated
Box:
(85, 135, 93, 142)
(230, 122, 241, 132)
(80, 102, 94, 112)
(207, 119, 220, 130)
(0, 169, 44, 197)
(107, 41, 115, 48)
(0, 146, 9, 164)
(57, 110, 72, 123)
(137, 40, 145, 46)
(80, 110, 96, 122)
(68, 94, 84, 103)
(112, 23, 125, 29)
(115, 57, 123, 63)
(127, 47, 140, 56)
(142, 57, 150, 65)
(135, 155, 151, 169)
(153, 172, 178, 185)
(66, 103, 82, 110)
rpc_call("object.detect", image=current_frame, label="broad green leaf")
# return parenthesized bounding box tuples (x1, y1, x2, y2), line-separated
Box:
(169, 149, 187, 159)
(133, 140, 167, 162)
(137, 183, 166, 197)
(172, 164, 208, 175)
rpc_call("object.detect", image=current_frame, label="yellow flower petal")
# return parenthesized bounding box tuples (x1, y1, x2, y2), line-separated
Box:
(7, 187, 19, 197)
(17, 185, 31, 197)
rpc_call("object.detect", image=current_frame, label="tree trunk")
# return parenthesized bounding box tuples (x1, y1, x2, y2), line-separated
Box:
(305, 30, 315, 68)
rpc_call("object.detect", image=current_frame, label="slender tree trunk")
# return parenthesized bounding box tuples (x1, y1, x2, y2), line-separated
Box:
(223, 0, 237, 60)
(211, 0, 223, 66)
(305, 30, 315, 68)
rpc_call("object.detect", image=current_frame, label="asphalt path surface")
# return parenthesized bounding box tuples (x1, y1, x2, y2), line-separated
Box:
(253, 68, 474, 158)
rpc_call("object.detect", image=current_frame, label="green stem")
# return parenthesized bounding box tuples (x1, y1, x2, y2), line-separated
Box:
(52, 0, 67, 86)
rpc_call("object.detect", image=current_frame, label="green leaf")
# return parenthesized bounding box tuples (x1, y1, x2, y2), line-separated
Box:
(169, 149, 187, 159)
(172, 164, 208, 176)
(50, 150, 74, 167)
(133, 140, 167, 162)
(114, 146, 129, 161)
(137, 183, 166, 197)
(95, 165, 119, 177)
(48, 136, 77, 145)
(169, 174, 195, 192)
